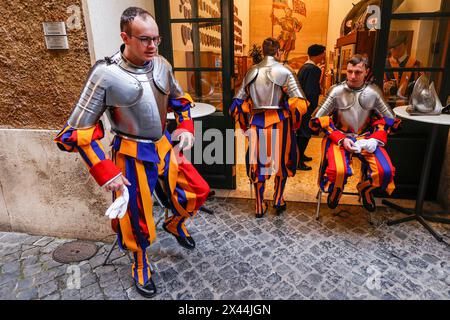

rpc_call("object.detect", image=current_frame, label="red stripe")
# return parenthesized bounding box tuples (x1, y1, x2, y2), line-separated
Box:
(326, 144, 337, 183)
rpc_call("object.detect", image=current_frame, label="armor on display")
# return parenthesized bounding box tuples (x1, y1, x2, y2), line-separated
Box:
(407, 75, 444, 116)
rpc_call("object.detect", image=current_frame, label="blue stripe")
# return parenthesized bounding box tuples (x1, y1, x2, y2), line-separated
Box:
(176, 217, 186, 237)
(374, 148, 391, 191)
(176, 185, 187, 211)
(112, 136, 121, 151)
(132, 252, 139, 282)
(143, 162, 158, 194)
(91, 140, 106, 161)
(280, 121, 288, 177)
(137, 142, 159, 163)
(125, 156, 150, 250)
(141, 250, 149, 283)
(230, 99, 244, 115)
(252, 113, 265, 128)
(76, 146, 93, 168)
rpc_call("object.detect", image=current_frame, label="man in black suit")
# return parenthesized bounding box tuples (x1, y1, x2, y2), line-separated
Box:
(296, 44, 326, 170)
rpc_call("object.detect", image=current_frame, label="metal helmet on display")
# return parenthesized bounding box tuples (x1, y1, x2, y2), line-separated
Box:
(407, 75, 443, 115)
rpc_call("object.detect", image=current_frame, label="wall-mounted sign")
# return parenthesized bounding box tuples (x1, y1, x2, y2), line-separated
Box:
(43, 22, 69, 50)
(44, 36, 69, 50)
(43, 22, 67, 36)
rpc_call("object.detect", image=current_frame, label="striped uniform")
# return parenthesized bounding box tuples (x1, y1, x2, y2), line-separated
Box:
(55, 94, 210, 286)
(311, 115, 400, 204)
(230, 97, 307, 214)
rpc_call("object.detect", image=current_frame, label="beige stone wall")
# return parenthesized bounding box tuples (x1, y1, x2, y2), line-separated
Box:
(0, 0, 91, 129)
(0, 129, 112, 241)
(438, 132, 450, 211)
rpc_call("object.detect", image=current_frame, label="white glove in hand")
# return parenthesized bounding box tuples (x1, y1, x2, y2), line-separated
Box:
(355, 138, 379, 153)
(178, 132, 194, 151)
(105, 186, 129, 219)
(352, 140, 364, 153)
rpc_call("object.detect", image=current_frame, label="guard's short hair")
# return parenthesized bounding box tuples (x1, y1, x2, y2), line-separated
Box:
(120, 7, 154, 35)
(307, 44, 326, 57)
(347, 54, 370, 69)
(262, 38, 280, 56)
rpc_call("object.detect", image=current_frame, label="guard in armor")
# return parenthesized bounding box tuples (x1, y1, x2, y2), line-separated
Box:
(230, 38, 308, 218)
(54, 7, 210, 298)
(311, 54, 400, 212)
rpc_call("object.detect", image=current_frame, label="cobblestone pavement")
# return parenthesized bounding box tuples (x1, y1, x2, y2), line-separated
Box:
(1, 197, 450, 300)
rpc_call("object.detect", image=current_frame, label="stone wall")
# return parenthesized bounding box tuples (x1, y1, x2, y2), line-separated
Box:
(0, 129, 112, 241)
(0, 0, 91, 129)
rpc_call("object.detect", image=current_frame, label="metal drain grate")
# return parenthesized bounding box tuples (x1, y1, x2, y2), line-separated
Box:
(52, 241, 98, 264)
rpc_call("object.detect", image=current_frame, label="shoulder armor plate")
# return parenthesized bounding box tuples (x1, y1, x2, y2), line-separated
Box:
(152, 55, 173, 95)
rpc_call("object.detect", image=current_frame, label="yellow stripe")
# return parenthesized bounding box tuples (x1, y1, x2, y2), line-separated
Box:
(119, 139, 138, 158)
(114, 153, 138, 252)
(79, 144, 101, 167)
(363, 152, 380, 188)
(178, 172, 197, 214)
(318, 116, 330, 129)
(135, 160, 157, 244)
(181, 221, 190, 237)
(135, 252, 144, 285)
(77, 127, 95, 146)
(181, 93, 194, 103)
(333, 144, 346, 189)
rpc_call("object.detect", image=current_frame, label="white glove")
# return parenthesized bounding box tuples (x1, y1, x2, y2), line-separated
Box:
(355, 138, 379, 153)
(105, 186, 129, 219)
(178, 132, 195, 151)
(353, 140, 364, 153)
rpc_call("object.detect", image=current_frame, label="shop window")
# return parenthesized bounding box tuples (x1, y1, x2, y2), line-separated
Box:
(387, 18, 449, 68)
(171, 22, 222, 69)
(174, 71, 223, 111)
(170, 0, 222, 19)
(392, 0, 449, 14)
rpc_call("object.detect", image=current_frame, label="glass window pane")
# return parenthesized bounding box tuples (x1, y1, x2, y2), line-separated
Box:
(393, 0, 449, 13)
(382, 71, 444, 108)
(170, 0, 221, 19)
(171, 22, 222, 69)
(174, 71, 223, 112)
(387, 18, 449, 68)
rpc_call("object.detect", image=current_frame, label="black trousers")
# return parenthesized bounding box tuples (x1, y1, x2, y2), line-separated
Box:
(296, 108, 313, 163)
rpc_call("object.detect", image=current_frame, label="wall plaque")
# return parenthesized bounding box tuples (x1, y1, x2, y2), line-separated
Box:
(43, 22, 69, 50)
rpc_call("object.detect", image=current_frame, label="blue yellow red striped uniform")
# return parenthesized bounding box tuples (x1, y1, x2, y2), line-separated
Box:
(230, 96, 307, 214)
(311, 115, 400, 203)
(55, 94, 210, 286)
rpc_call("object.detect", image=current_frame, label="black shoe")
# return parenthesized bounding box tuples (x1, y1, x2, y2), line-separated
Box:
(327, 187, 342, 209)
(359, 187, 376, 212)
(162, 223, 196, 250)
(302, 155, 313, 162)
(134, 278, 157, 298)
(255, 202, 269, 218)
(298, 162, 312, 171)
(274, 203, 287, 215)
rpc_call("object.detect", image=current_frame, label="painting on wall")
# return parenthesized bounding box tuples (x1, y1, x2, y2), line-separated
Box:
(271, 0, 307, 62)
(250, 0, 328, 71)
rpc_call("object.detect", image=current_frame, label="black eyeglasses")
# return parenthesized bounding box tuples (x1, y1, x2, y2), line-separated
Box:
(129, 34, 162, 47)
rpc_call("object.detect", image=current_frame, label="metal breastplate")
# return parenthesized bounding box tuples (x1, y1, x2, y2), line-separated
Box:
(105, 54, 168, 141)
(249, 67, 284, 109)
(248, 56, 288, 110)
(334, 84, 376, 133)
(314, 82, 394, 135)
(335, 93, 371, 134)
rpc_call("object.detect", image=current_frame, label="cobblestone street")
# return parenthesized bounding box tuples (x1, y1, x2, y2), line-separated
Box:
(1, 197, 450, 300)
